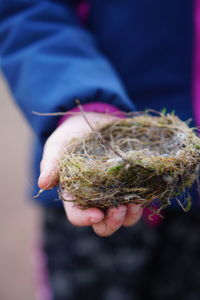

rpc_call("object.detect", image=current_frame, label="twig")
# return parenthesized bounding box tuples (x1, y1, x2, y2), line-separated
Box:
(75, 99, 126, 161)
(32, 111, 76, 116)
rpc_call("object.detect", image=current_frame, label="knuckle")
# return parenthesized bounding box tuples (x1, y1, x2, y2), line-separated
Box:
(123, 220, 135, 227)
(123, 214, 142, 227)
(109, 221, 120, 231)
(40, 160, 45, 171)
(94, 231, 106, 237)
(95, 230, 112, 237)
(107, 222, 121, 234)
(67, 212, 90, 227)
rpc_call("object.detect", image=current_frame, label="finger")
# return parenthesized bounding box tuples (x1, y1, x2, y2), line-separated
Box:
(92, 205, 127, 237)
(63, 193, 104, 226)
(123, 204, 143, 227)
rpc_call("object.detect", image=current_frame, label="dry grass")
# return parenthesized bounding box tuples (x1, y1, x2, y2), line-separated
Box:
(59, 112, 200, 214)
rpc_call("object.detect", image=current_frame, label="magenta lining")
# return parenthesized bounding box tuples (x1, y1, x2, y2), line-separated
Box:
(58, 102, 125, 125)
(193, 0, 200, 127)
(76, 1, 90, 24)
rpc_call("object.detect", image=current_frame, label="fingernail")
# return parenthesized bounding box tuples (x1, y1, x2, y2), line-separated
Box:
(113, 207, 126, 220)
(130, 204, 142, 213)
(39, 169, 51, 180)
(90, 215, 103, 224)
(94, 222, 106, 234)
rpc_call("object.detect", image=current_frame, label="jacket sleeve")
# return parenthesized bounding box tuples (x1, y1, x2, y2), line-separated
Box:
(0, 0, 135, 144)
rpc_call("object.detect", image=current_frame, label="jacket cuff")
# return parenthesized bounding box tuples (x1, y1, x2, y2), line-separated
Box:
(58, 102, 125, 125)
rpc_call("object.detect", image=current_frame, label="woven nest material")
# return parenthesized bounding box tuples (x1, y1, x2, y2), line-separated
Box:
(58, 112, 200, 213)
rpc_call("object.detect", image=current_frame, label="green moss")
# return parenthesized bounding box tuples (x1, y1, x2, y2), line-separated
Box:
(194, 144, 200, 150)
(161, 107, 167, 115)
(107, 165, 123, 174)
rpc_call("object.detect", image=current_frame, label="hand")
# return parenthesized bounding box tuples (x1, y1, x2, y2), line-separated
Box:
(38, 112, 143, 236)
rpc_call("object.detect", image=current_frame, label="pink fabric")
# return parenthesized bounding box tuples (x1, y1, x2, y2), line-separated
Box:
(77, 1, 90, 24)
(58, 101, 125, 125)
(32, 238, 52, 300)
(193, 0, 200, 127)
(143, 208, 163, 227)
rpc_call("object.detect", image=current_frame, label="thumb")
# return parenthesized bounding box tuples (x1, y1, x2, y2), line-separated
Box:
(38, 166, 59, 190)
(38, 134, 65, 190)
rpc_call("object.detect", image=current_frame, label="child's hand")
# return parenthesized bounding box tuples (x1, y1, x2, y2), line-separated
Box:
(38, 112, 143, 236)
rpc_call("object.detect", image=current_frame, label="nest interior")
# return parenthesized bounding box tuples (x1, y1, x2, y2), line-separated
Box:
(59, 113, 200, 213)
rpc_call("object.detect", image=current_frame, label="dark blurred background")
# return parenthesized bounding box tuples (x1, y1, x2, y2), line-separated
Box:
(0, 74, 41, 300)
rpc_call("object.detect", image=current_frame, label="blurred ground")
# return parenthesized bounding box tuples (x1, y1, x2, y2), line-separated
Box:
(0, 75, 41, 300)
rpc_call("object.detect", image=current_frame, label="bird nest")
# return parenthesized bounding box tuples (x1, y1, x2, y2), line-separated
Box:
(58, 112, 200, 214)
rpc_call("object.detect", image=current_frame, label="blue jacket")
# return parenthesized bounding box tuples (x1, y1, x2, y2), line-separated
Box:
(0, 0, 196, 206)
